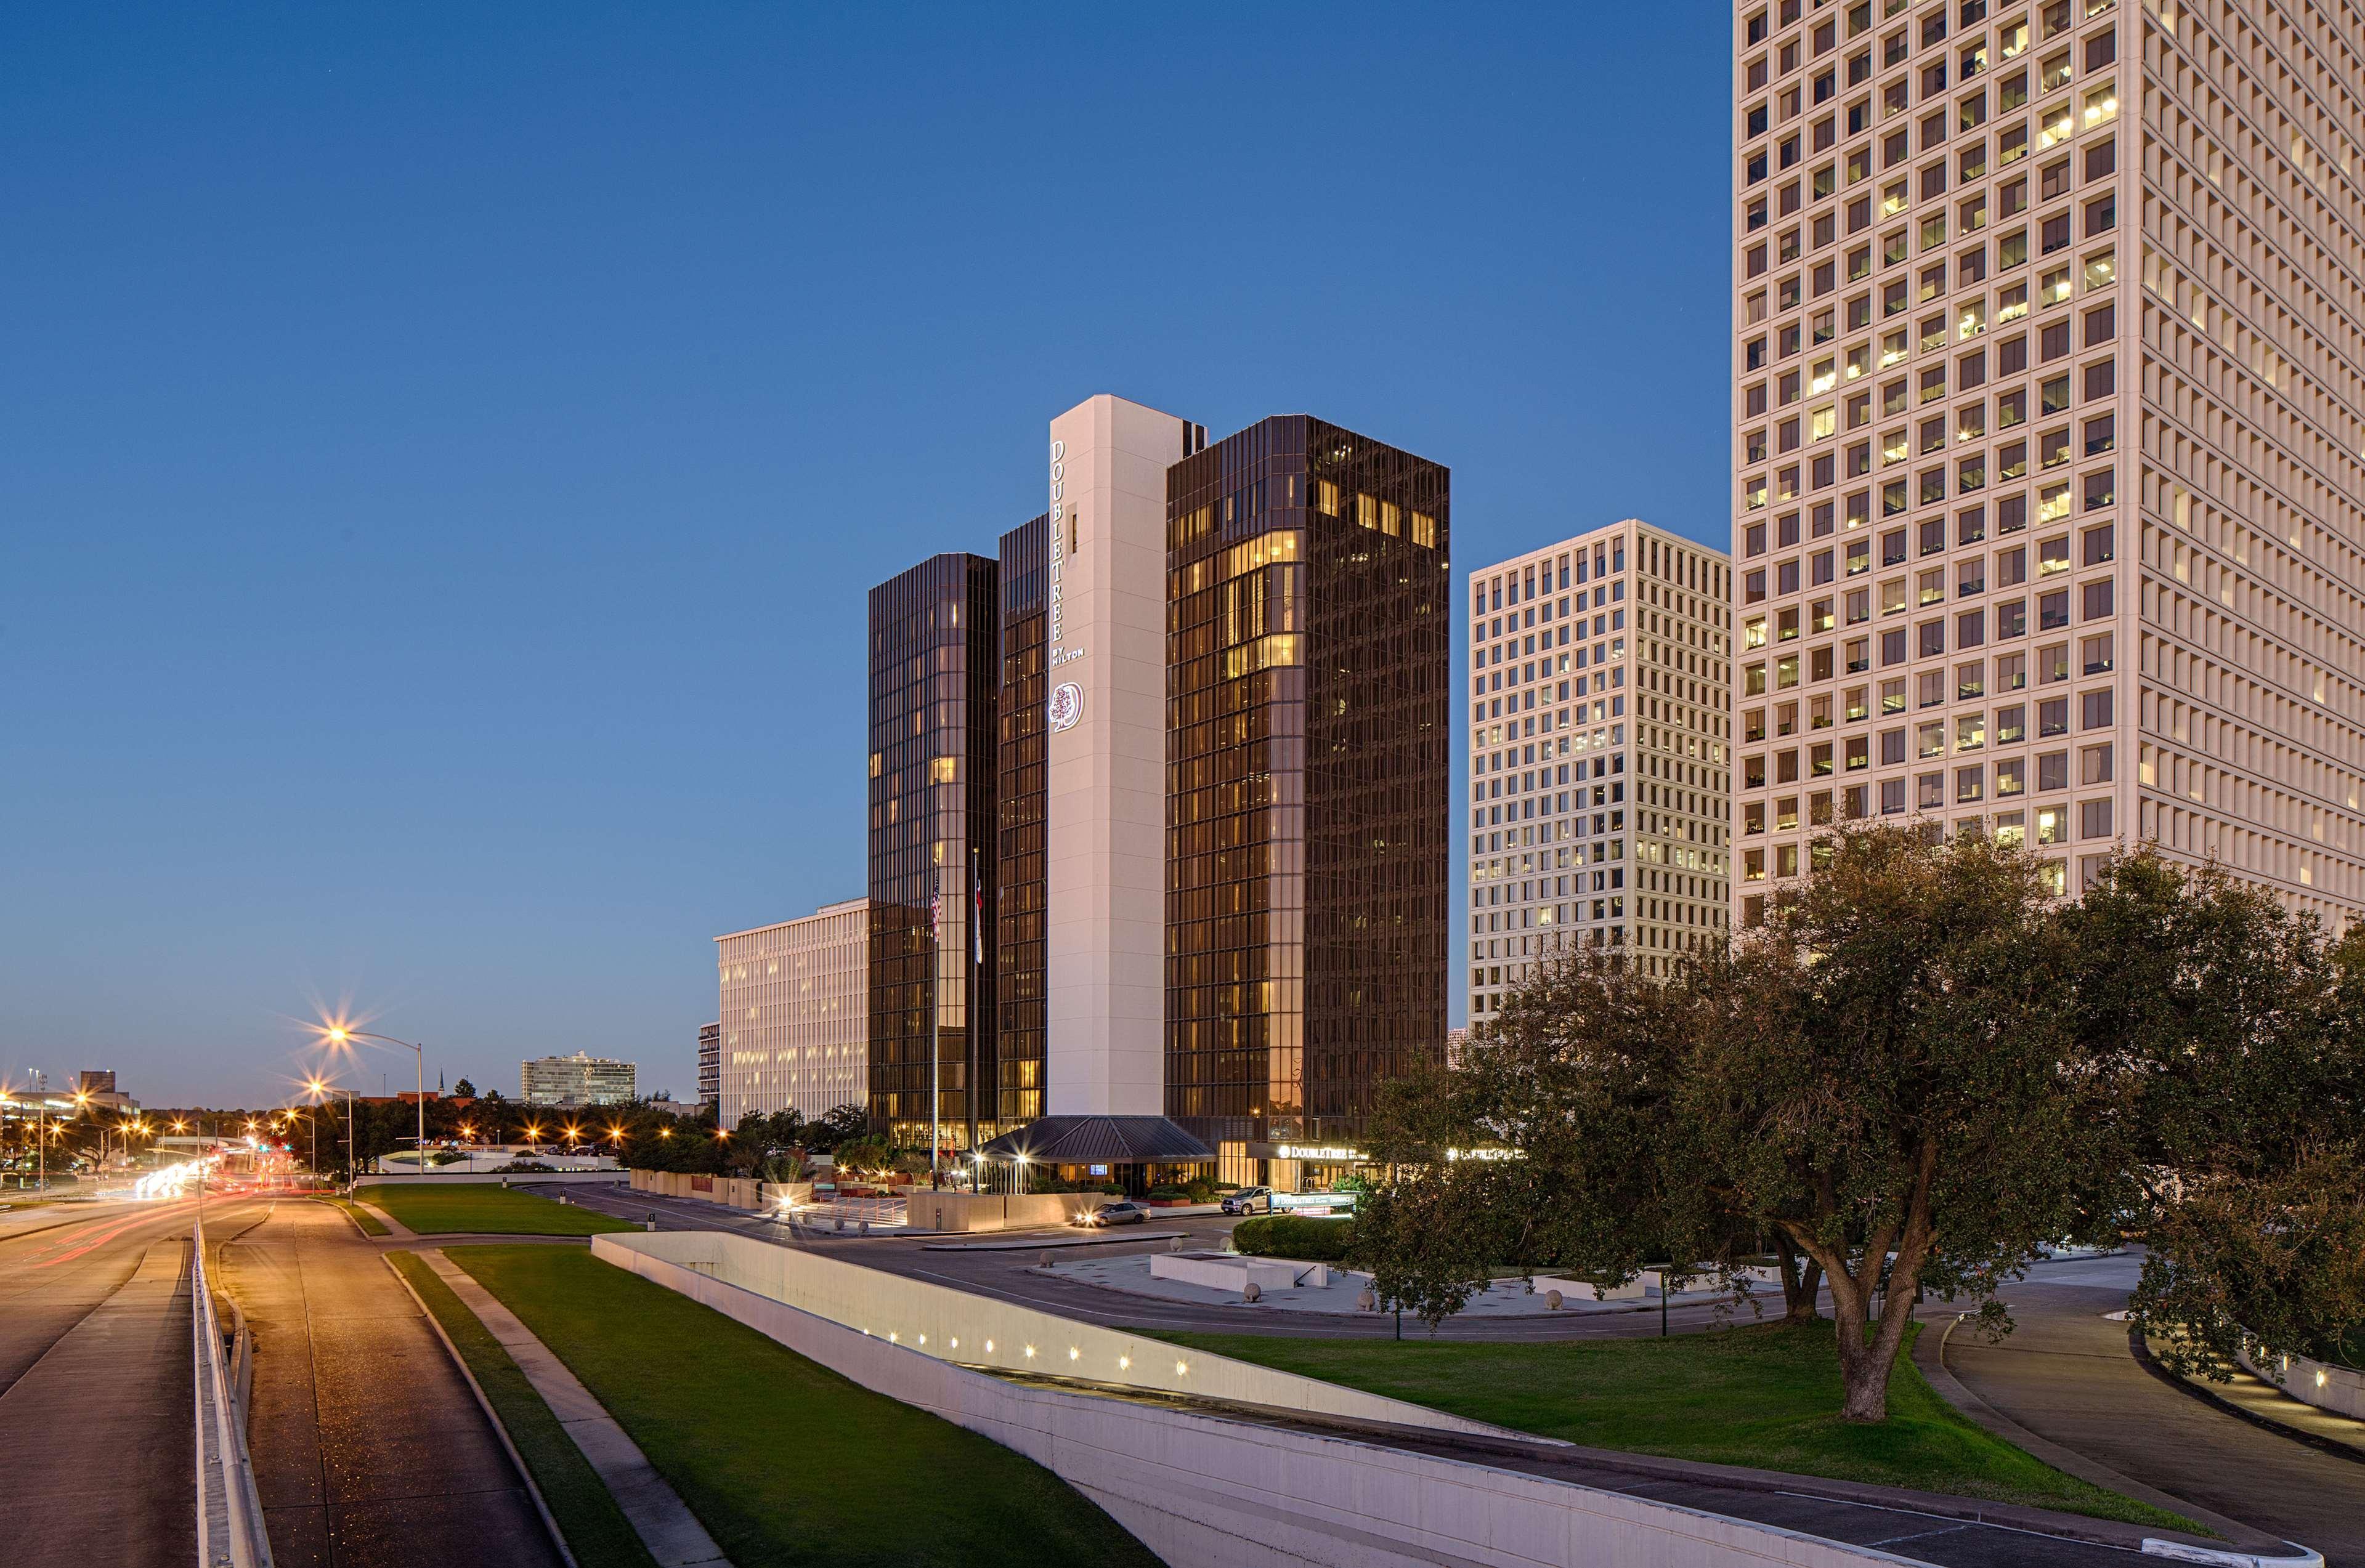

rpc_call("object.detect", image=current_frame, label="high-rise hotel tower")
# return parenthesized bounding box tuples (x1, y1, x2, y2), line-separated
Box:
(1467, 522, 1733, 1024)
(869, 397, 1451, 1183)
(1732, 0, 2365, 926)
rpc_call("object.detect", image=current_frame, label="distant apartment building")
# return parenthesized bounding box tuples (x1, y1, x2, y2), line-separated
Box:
(715, 900, 870, 1127)
(519, 1052, 636, 1107)
(1467, 521, 1734, 1020)
(697, 1021, 720, 1117)
(1732, 0, 2365, 927)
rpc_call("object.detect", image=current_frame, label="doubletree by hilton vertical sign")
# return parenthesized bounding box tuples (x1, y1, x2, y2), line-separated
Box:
(1047, 438, 1084, 732)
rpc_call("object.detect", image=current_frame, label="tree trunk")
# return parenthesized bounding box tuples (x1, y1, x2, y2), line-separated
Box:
(1773, 1234, 1823, 1324)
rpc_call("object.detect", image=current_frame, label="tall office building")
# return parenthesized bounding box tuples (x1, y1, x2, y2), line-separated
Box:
(715, 899, 870, 1126)
(1732, 0, 2364, 926)
(1167, 416, 1451, 1184)
(867, 554, 1000, 1153)
(696, 1022, 720, 1117)
(1467, 521, 1734, 1020)
(521, 1052, 636, 1107)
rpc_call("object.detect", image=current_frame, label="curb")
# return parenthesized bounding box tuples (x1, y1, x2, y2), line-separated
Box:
(382, 1251, 580, 1568)
(2128, 1326, 2365, 1469)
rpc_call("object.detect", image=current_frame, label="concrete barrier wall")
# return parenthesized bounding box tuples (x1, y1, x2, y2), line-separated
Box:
(2238, 1341, 2365, 1421)
(594, 1229, 1503, 1436)
(591, 1231, 1918, 1568)
(355, 1171, 627, 1188)
(626, 1168, 797, 1210)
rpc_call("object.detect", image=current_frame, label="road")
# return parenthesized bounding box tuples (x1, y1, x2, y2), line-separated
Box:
(0, 1193, 268, 1568)
(552, 1184, 2234, 1568)
(1942, 1253, 2365, 1567)
(558, 1182, 1781, 1341)
(216, 1197, 565, 1568)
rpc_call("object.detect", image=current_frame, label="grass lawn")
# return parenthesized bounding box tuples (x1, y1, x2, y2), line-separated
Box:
(1154, 1320, 2199, 1532)
(316, 1195, 391, 1236)
(387, 1251, 657, 1568)
(451, 1245, 1161, 1568)
(365, 1182, 633, 1236)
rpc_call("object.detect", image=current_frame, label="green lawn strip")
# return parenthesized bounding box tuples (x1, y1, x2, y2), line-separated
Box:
(315, 1195, 391, 1236)
(364, 1182, 631, 1236)
(386, 1251, 659, 1568)
(1151, 1320, 2200, 1533)
(450, 1245, 1161, 1568)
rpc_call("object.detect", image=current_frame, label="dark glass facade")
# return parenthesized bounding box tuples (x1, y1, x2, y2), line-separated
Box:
(866, 554, 999, 1152)
(992, 515, 1050, 1136)
(1165, 416, 1451, 1151)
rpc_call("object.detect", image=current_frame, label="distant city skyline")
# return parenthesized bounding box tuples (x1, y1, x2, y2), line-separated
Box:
(0, 4, 1731, 1102)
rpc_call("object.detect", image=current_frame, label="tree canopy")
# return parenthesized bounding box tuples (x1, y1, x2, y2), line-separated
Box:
(1358, 826, 2365, 1421)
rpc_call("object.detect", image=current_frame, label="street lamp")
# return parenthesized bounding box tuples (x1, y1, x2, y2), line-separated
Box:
(306, 1075, 360, 1189)
(320, 1025, 428, 1183)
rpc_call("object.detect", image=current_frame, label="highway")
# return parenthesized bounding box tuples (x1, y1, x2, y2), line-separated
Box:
(217, 1197, 564, 1568)
(0, 1193, 270, 1568)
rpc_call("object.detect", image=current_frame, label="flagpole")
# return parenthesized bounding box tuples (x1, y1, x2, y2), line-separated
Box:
(930, 867, 943, 1183)
(967, 843, 981, 1162)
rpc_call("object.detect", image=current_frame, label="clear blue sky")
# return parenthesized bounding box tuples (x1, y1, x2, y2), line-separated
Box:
(1, 3, 1731, 1106)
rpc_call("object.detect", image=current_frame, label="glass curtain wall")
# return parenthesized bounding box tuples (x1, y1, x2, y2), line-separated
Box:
(866, 553, 999, 1154)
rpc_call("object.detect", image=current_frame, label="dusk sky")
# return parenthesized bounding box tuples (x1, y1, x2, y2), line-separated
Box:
(2, 3, 1730, 1105)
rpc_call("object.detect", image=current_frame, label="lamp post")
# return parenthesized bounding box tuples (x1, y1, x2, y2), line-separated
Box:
(322, 1027, 426, 1182)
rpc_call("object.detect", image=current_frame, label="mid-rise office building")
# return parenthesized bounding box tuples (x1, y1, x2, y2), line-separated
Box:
(871, 396, 1451, 1187)
(867, 554, 1000, 1154)
(715, 899, 869, 1127)
(1166, 416, 1451, 1185)
(520, 1052, 636, 1107)
(696, 1022, 720, 1116)
(1732, 0, 2364, 926)
(1467, 521, 1732, 1020)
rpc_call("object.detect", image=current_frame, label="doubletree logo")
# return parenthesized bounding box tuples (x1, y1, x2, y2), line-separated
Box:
(1047, 681, 1084, 732)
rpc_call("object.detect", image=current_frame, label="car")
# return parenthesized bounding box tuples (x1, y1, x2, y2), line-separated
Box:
(1079, 1200, 1148, 1227)
(1220, 1186, 1273, 1216)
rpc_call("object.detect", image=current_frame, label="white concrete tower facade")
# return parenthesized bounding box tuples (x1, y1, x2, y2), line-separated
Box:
(1042, 394, 1198, 1115)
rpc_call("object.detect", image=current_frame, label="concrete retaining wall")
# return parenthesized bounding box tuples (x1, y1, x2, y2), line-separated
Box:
(2237, 1341, 2365, 1421)
(899, 1189, 1109, 1232)
(591, 1230, 1918, 1568)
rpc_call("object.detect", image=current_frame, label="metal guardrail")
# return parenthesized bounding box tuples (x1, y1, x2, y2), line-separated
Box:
(192, 1218, 274, 1568)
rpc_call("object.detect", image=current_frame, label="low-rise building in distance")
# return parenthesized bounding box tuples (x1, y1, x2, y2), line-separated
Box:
(520, 1051, 636, 1107)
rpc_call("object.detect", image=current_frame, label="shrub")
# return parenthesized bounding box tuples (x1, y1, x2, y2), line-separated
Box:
(1145, 1184, 1188, 1200)
(1232, 1214, 1355, 1261)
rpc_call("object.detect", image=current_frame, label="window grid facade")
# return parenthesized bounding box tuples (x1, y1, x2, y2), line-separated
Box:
(867, 554, 1000, 1150)
(1165, 416, 1451, 1149)
(1467, 522, 1735, 1019)
(994, 514, 1050, 1136)
(1734, 0, 2362, 924)
(716, 900, 870, 1128)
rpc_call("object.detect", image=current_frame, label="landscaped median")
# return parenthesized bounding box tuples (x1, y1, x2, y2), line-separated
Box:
(362, 1181, 635, 1237)
(439, 1244, 1161, 1567)
(1150, 1322, 2202, 1532)
(315, 1195, 390, 1235)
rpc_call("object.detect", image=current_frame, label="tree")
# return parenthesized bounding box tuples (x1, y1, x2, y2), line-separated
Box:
(2063, 854, 2365, 1378)
(1364, 825, 2103, 1422)
(809, 1102, 869, 1152)
(452, 1078, 476, 1098)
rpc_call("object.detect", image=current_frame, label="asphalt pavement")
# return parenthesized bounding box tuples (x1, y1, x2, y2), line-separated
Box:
(554, 1182, 1783, 1341)
(0, 1193, 270, 1568)
(216, 1197, 565, 1568)
(1942, 1253, 2365, 1567)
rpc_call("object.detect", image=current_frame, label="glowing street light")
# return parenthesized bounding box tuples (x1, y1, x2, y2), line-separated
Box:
(317, 1022, 428, 1182)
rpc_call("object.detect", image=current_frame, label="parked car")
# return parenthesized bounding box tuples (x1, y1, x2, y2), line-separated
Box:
(1219, 1186, 1273, 1216)
(1077, 1200, 1148, 1227)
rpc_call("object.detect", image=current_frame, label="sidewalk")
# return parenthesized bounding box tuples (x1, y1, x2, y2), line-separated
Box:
(420, 1249, 730, 1567)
